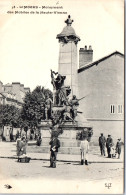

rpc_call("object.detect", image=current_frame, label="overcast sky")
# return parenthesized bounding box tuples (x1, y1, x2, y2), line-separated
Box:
(0, 0, 124, 91)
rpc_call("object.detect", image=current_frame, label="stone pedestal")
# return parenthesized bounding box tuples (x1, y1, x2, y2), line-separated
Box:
(58, 41, 78, 97)
(38, 119, 92, 154)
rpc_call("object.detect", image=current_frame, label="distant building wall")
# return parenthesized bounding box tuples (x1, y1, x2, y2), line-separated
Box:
(0, 81, 3, 92)
(4, 85, 12, 92)
(0, 94, 5, 105)
(0, 82, 30, 108)
(12, 82, 21, 101)
(88, 120, 124, 145)
(20, 84, 24, 92)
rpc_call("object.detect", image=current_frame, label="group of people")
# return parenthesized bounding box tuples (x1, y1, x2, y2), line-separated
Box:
(99, 133, 122, 159)
(16, 131, 122, 167)
(49, 133, 122, 168)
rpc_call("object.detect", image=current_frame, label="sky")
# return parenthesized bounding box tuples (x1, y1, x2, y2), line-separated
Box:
(0, 0, 124, 91)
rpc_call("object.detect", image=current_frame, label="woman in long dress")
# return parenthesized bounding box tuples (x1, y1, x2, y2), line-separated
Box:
(16, 135, 22, 157)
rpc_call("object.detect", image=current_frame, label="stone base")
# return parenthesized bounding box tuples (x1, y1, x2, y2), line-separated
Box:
(37, 120, 93, 154)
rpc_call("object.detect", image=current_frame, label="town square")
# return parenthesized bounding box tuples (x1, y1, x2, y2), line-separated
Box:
(0, 0, 124, 194)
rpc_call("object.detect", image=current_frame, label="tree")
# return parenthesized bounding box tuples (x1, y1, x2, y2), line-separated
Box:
(20, 86, 53, 133)
(0, 104, 21, 128)
(0, 104, 21, 140)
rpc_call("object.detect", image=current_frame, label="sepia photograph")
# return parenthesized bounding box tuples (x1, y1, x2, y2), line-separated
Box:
(0, 0, 124, 194)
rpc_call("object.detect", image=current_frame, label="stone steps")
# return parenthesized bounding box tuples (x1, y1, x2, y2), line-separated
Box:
(29, 139, 97, 147)
(27, 137, 99, 154)
(41, 140, 81, 147)
(27, 146, 80, 154)
(27, 144, 99, 155)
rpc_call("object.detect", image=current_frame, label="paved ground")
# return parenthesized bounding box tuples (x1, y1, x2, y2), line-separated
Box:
(0, 141, 124, 163)
(0, 142, 124, 194)
(0, 158, 124, 194)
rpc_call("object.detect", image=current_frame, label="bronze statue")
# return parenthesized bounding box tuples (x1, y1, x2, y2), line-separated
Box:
(49, 70, 81, 138)
(69, 95, 79, 119)
(51, 70, 67, 106)
(58, 86, 71, 106)
(51, 70, 65, 90)
(45, 94, 53, 120)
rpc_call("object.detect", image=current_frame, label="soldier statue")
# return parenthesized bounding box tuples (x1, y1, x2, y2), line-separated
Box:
(69, 95, 79, 119)
(45, 94, 53, 120)
(51, 70, 66, 106)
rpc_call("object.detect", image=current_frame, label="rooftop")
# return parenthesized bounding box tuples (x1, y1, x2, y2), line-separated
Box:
(78, 51, 124, 73)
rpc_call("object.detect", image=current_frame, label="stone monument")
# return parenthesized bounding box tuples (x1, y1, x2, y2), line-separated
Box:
(38, 16, 93, 154)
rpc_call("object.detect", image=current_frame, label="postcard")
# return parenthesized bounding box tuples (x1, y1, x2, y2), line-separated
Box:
(0, 0, 124, 194)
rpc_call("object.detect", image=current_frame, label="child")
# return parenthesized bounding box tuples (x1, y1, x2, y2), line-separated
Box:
(110, 145, 116, 158)
(80, 137, 89, 165)
(116, 138, 122, 159)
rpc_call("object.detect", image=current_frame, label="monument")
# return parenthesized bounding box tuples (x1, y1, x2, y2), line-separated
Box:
(38, 16, 93, 154)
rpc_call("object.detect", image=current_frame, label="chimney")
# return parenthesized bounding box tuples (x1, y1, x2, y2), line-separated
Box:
(24, 87, 30, 93)
(79, 45, 93, 68)
(85, 45, 87, 50)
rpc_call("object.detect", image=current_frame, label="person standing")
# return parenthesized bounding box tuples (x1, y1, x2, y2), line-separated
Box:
(110, 144, 116, 158)
(80, 137, 89, 165)
(16, 134, 22, 160)
(99, 133, 106, 156)
(116, 138, 122, 159)
(20, 136, 27, 155)
(106, 135, 113, 158)
(49, 134, 60, 168)
(36, 134, 42, 146)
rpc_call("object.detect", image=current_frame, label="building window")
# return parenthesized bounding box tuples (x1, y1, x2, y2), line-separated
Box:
(118, 105, 123, 114)
(110, 105, 115, 114)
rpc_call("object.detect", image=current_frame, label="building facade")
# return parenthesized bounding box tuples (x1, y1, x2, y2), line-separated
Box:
(0, 81, 30, 108)
(78, 51, 124, 143)
(0, 82, 30, 141)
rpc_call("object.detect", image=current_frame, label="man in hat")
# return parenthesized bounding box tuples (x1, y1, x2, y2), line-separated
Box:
(116, 138, 122, 159)
(49, 133, 60, 168)
(106, 135, 113, 158)
(80, 137, 89, 165)
(99, 133, 106, 156)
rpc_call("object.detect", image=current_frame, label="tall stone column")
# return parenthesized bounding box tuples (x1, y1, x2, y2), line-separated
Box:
(56, 15, 80, 98)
